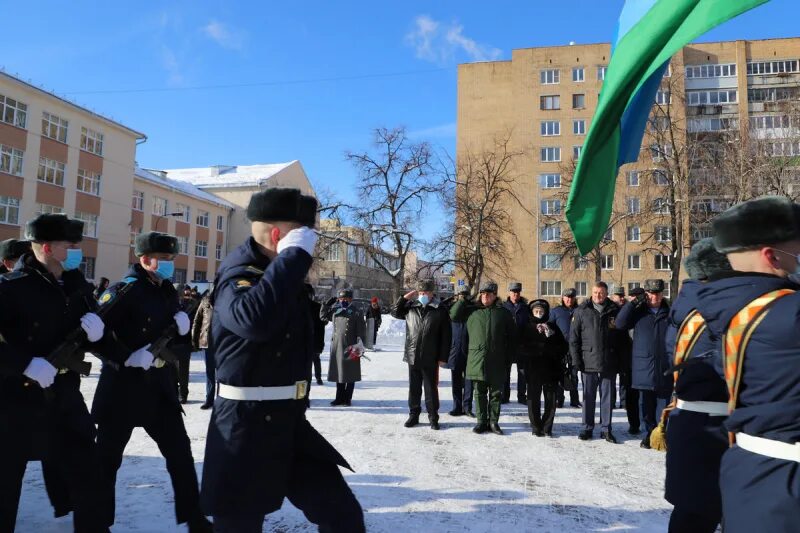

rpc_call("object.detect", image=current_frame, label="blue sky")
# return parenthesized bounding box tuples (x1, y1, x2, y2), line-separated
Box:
(2, 0, 798, 245)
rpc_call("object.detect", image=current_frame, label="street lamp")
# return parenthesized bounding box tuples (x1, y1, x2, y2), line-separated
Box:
(155, 211, 185, 232)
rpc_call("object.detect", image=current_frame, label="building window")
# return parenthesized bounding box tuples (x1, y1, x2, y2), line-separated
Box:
(627, 197, 641, 215)
(195, 240, 208, 257)
(152, 196, 168, 216)
(541, 120, 560, 136)
(37, 203, 63, 215)
(540, 199, 562, 215)
(653, 198, 670, 214)
(628, 281, 641, 292)
(686, 63, 737, 79)
(748, 87, 795, 102)
(602, 228, 613, 242)
(37, 157, 64, 185)
(174, 269, 187, 286)
(323, 241, 341, 261)
(575, 281, 588, 297)
(41, 112, 68, 143)
(746, 60, 799, 76)
(692, 225, 713, 241)
(196, 210, 209, 227)
(541, 147, 561, 162)
(597, 66, 607, 80)
(78, 257, 95, 280)
(749, 115, 792, 130)
(686, 89, 738, 106)
(541, 224, 561, 242)
(572, 94, 586, 109)
(573, 119, 586, 135)
(1, 145, 24, 176)
(654, 226, 671, 242)
(573, 145, 583, 160)
(130, 226, 142, 246)
(572, 67, 585, 82)
(77, 169, 101, 196)
(769, 141, 800, 157)
(541, 281, 562, 297)
(655, 254, 671, 271)
(574, 256, 588, 270)
(216, 214, 224, 231)
(541, 253, 562, 270)
(215, 244, 222, 260)
(627, 226, 641, 242)
(628, 254, 641, 270)
(193, 270, 207, 282)
(601, 255, 614, 270)
(627, 171, 640, 186)
(74, 211, 98, 238)
(540, 69, 560, 84)
(540, 95, 560, 110)
(663, 283, 671, 299)
(0, 196, 20, 225)
(650, 143, 673, 161)
(176, 236, 189, 255)
(132, 190, 144, 211)
(80, 127, 104, 156)
(655, 91, 671, 105)
(541, 173, 561, 188)
(0, 95, 27, 128)
(175, 203, 190, 223)
(652, 170, 669, 185)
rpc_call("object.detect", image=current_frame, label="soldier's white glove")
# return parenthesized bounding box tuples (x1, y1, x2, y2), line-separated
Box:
(125, 344, 154, 369)
(23, 357, 58, 388)
(277, 227, 318, 256)
(174, 311, 190, 336)
(80, 312, 105, 342)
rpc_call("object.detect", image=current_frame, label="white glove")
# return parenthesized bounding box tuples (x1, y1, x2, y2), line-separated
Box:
(125, 344, 154, 369)
(80, 312, 105, 342)
(277, 226, 318, 256)
(174, 311, 190, 336)
(23, 357, 58, 388)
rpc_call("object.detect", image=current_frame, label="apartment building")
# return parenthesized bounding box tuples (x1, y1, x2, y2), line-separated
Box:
(457, 37, 800, 302)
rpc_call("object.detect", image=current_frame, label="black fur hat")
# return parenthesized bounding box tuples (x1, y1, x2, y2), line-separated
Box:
(0, 239, 31, 260)
(713, 196, 800, 253)
(246, 188, 318, 227)
(26, 214, 83, 243)
(684, 238, 732, 281)
(134, 232, 178, 257)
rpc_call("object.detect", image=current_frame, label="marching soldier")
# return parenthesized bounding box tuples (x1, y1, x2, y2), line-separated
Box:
(0, 214, 110, 532)
(201, 188, 364, 532)
(0, 238, 31, 273)
(92, 231, 210, 531)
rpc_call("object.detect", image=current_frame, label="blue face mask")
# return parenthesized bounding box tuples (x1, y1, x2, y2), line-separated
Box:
(60, 248, 82, 271)
(418, 294, 430, 306)
(154, 259, 175, 281)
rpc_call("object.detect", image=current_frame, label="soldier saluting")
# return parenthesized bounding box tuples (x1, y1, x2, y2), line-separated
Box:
(0, 214, 110, 532)
(201, 188, 365, 532)
(92, 231, 210, 531)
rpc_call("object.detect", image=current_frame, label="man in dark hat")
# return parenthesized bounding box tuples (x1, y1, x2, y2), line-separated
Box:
(366, 296, 382, 347)
(551, 288, 581, 408)
(612, 286, 638, 433)
(321, 287, 366, 406)
(692, 196, 800, 532)
(447, 286, 474, 417)
(0, 214, 111, 531)
(91, 231, 209, 531)
(202, 188, 364, 532)
(0, 238, 31, 273)
(610, 286, 626, 307)
(616, 278, 671, 448)
(392, 279, 452, 430)
(502, 281, 530, 404)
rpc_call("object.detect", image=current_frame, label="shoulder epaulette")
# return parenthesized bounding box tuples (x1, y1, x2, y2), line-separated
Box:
(98, 276, 138, 305)
(244, 266, 264, 275)
(0, 271, 28, 282)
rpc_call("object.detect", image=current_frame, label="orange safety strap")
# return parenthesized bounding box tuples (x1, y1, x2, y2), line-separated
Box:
(672, 309, 707, 385)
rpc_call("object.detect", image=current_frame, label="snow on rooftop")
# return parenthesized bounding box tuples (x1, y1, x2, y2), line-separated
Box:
(134, 166, 235, 209)
(155, 161, 297, 188)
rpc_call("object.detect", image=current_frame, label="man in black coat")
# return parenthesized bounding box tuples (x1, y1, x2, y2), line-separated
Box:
(366, 297, 382, 346)
(446, 287, 473, 417)
(613, 286, 640, 435)
(570, 281, 621, 443)
(551, 289, 581, 408)
(201, 188, 364, 533)
(502, 282, 530, 404)
(392, 279, 452, 430)
(0, 238, 30, 273)
(307, 284, 326, 387)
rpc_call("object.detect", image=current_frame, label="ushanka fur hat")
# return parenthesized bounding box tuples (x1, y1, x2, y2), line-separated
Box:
(684, 237, 732, 281)
(0, 239, 31, 260)
(246, 188, 318, 228)
(134, 232, 178, 257)
(26, 214, 83, 243)
(713, 196, 800, 253)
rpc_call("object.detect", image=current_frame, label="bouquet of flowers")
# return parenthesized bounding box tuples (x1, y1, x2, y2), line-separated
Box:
(346, 338, 370, 361)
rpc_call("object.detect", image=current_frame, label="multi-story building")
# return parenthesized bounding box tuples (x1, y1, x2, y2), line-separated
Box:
(457, 37, 800, 303)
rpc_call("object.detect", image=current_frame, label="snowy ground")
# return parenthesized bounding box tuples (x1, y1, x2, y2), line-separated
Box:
(18, 317, 671, 532)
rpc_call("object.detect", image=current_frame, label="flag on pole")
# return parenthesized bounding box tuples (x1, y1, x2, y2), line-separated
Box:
(565, 0, 770, 255)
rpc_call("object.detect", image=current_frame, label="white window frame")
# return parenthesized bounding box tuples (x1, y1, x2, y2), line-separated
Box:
(541, 147, 561, 163)
(573, 119, 586, 135)
(541, 173, 561, 189)
(601, 254, 614, 271)
(655, 91, 671, 105)
(152, 196, 168, 216)
(597, 66, 607, 80)
(627, 171, 640, 186)
(575, 281, 588, 297)
(628, 254, 641, 270)
(540, 95, 560, 110)
(574, 256, 588, 271)
(540, 199, 562, 215)
(37, 203, 63, 215)
(686, 90, 738, 106)
(540, 280, 562, 297)
(216, 214, 224, 231)
(215, 244, 222, 260)
(627, 197, 641, 215)
(132, 190, 144, 211)
(37, 157, 64, 186)
(77, 169, 101, 196)
(686, 63, 737, 79)
(652, 169, 669, 185)
(74, 211, 98, 238)
(655, 254, 671, 271)
(196, 210, 209, 227)
(746, 60, 799, 76)
(80, 127, 104, 156)
(653, 198, 671, 214)
(0, 95, 27, 128)
(627, 226, 641, 242)
(78, 256, 95, 280)
(41, 112, 68, 143)
(540, 120, 560, 136)
(541, 224, 561, 242)
(1, 145, 24, 177)
(540, 253, 562, 270)
(176, 236, 189, 255)
(572, 93, 586, 109)
(195, 240, 208, 258)
(540, 69, 560, 85)
(572, 67, 585, 82)
(176, 203, 191, 223)
(0, 195, 20, 225)
(654, 226, 672, 242)
(573, 145, 583, 160)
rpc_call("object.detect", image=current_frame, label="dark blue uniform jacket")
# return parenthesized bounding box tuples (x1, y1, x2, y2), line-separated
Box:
(616, 299, 672, 395)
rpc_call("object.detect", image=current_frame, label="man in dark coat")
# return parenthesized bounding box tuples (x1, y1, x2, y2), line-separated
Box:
(551, 289, 581, 408)
(306, 284, 326, 387)
(201, 188, 364, 532)
(192, 291, 215, 409)
(446, 287, 473, 417)
(93, 231, 209, 531)
(616, 279, 672, 448)
(570, 282, 621, 443)
(0, 214, 110, 532)
(366, 297, 382, 346)
(0, 238, 30, 273)
(176, 285, 199, 404)
(613, 286, 639, 434)
(502, 282, 531, 404)
(664, 238, 732, 533)
(694, 197, 800, 533)
(391, 279, 452, 430)
(321, 288, 366, 406)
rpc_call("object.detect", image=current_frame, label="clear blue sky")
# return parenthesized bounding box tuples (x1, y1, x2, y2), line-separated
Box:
(2, 0, 798, 245)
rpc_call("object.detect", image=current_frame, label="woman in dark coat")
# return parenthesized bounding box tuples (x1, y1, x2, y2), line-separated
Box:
(321, 289, 366, 406)
(520, 299, 567, 437)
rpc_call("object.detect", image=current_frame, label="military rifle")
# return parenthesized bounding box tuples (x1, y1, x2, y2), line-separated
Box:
(149, 297, 201, 364)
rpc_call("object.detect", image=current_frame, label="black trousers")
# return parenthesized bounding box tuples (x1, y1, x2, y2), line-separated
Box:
(312, 352, 322, 382)
(177, 352, 191, 401)
(527, 374, 557, 433)
(335, 383, 355, 403)
(639, 390, 670, 433)
(204, 349, 216, 405)
(450, 359, 473, 413)
(619, 372, 640, 431)
(668, 507, 720, 533)
(96, 406, 202, 525)
(408, 365, 439, 418)
(212, 450, 365, 533)
(502, 363, 526, 401)
(557, 366, 581, 405)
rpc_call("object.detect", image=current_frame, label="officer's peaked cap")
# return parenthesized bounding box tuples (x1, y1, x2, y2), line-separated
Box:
(0, 239, 31, 260)
(508, 282, 522, 292)
(612, 286, 626, 296)
(247, 188, 318, 228)
(562, 288, 577, 297)
(713, 196, 800, 253)
(26, 214, 83, 243)
(644, 279, 665, 293)
(684, 238, 732, 281)
(135, 232, 178, 257)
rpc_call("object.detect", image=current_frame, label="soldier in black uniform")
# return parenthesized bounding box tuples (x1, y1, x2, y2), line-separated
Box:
(0, 238, 31, 273)
(0, 214, 110, 532)
(201, 188, 365, 532)
(92, 231, 211, 531)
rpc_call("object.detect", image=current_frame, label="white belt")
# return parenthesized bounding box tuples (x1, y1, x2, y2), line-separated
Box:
(676, 399, 729, 416)
(218, 381, 308, 401)
(736, 432, 800, 463)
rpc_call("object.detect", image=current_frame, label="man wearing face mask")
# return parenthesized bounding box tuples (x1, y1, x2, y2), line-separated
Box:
(392, 279, 452, 430)
(502, 282, 531, 405)
(92, 231, 210, 531)
(0, 238, 31, 273)
(0, 213, 111, 532)
(322, 288, 366, 406)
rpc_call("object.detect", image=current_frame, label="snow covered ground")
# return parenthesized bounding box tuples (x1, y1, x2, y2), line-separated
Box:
(18, 317, 671, 532)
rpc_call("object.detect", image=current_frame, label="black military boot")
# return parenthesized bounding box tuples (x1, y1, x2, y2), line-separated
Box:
(430, 417, 440, 430)
(448, 408, 464, 417)
(465, 409, 476, 418)
(188, 514, 213, 533)
(404, 414, 420, 428)
(601, 431, 618, 444)
(640, 431, 652, 449)
(533, 427, 545, 437)
(489, 422, 504, 435)
(578, 430, 592, 441)
(472, 422, 489, 434)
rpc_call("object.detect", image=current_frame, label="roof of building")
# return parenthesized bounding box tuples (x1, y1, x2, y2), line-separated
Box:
(153, 161, 298, 189)
(134, 166, 235, 210)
